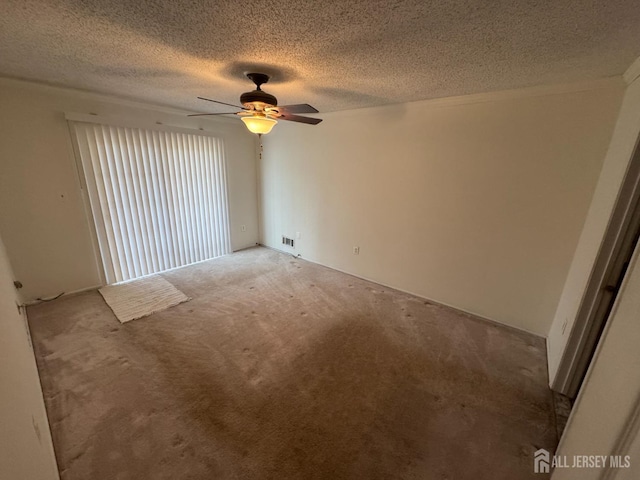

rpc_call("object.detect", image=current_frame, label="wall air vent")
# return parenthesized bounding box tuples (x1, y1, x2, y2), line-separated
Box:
(282, 236, 295, 248)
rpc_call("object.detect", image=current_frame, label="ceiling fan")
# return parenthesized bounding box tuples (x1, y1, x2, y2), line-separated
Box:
(189, 73, 322, 135)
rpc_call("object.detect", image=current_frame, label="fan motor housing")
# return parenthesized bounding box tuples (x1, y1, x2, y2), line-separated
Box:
(240, 89, 278, 108)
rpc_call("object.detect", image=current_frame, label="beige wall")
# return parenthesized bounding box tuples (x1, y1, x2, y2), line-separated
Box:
(0, 78, 259, 301)
(551, 237, 640, 480)
(0, 232, 59, 479)
(547, 72, 640, 382)
(260, 81, 624, 335)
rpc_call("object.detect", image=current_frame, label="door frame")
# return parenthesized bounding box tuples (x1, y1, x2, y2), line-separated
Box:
(552, 132, 640, 397)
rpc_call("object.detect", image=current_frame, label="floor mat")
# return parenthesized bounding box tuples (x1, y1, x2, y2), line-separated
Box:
(98, 275, 189, 323)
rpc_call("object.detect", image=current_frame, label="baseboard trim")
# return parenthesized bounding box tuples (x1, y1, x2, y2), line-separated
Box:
(232, 243, 261, 253)
(23, 284, 103, 307)
(257, 244, 545, 340)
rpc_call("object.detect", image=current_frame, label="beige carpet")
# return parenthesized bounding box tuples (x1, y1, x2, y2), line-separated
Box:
(27, 247, 557, 479)
(99, 275, 189, 323)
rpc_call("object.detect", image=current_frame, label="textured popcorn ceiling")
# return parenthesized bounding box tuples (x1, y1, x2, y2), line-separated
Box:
(1, 0, 640, 113)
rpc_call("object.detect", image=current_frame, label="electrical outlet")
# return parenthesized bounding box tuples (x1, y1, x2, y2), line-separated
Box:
(241, 225, 246, 232)
(353, 246, 360, 255)
(561, 318, 568, 335)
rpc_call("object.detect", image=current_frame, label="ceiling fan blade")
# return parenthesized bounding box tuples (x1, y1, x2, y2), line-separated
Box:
(279, 114, 323, 125)
(187, 112, 240, 117)
(197, 96, 244, 109)
(278, 103, 319, 114)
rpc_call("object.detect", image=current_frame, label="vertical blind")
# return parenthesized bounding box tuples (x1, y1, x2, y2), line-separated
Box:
(72, 121, 231, 284)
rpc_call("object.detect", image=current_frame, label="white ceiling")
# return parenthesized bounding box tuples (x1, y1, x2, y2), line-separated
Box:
(1, 0, 640, 114)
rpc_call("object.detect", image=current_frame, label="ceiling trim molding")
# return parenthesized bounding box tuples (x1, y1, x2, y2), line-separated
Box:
(417, 77, 624, 108)
(322, 77, 624, 118)
(1, 74, 624, 119)
(623, 56, 640, 85)
(0, 76, 235, 122)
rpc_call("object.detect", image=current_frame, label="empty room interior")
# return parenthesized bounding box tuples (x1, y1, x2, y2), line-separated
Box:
(2, 1, 640, 479)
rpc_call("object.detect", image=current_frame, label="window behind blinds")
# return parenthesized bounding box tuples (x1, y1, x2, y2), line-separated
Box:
(72, 121, 231, 284)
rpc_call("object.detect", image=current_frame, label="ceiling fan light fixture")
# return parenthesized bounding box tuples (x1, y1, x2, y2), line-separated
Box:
(194, 72, 321, 128)
(241, 115, 278, 135)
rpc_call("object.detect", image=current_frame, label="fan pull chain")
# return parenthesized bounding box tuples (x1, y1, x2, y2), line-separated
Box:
(258, 134, 263, 160)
